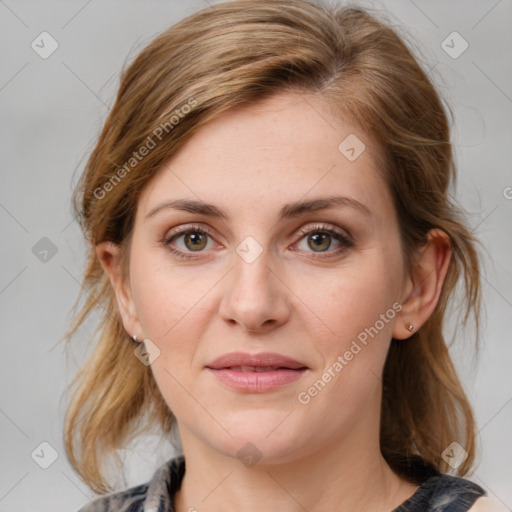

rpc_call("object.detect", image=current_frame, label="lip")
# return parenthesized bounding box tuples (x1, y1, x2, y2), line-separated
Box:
(206, 352, 309, 393)
(207, 352, 308, 370)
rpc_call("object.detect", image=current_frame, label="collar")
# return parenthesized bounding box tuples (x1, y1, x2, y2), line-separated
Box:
(143, 456, 186, 512)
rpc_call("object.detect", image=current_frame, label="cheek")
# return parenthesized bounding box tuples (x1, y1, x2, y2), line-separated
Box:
(293, 268, 399, 424)
(130, 246, 215, 343)
(293, 257, 400, 353)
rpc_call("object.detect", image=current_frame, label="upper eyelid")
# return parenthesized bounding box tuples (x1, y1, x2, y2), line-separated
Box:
(296, 222, 350, 237)
(164, 221, 346, 236)
(164, 223, 214, 238)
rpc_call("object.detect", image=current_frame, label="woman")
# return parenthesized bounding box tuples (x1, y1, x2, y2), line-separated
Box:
(65, 1, 499, 510)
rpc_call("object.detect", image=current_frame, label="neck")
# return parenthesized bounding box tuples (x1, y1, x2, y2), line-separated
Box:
(173, 414, 417, 512)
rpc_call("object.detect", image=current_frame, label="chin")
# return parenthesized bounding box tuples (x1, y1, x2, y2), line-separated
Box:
(212, 409, 309, 465)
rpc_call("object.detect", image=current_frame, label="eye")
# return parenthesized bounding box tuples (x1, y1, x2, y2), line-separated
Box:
(294, 224, 353, 256)
(179, 231, 209, 251)
(163, 225, 217, 259)
(303, 232, 332, 252)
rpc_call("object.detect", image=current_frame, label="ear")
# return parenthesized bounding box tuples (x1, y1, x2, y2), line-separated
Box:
(392, 229, 452, 340)
(96, 241, 142, 339)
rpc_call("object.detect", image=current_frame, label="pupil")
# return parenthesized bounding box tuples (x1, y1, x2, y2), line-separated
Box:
(309, 233, 330, 251)
(185, 232, 207, 251)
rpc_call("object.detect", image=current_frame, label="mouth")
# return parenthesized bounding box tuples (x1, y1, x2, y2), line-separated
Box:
(225, 366, 304, 372)
(206, 352, 309, 393)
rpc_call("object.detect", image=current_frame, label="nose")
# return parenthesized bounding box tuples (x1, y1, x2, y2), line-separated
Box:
(219, 250, 291, 334)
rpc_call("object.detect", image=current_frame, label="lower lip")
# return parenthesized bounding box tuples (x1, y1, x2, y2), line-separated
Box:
(207, 368, 307, 392)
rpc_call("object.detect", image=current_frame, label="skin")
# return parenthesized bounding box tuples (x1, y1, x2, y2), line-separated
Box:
(98, 90, 453, 512)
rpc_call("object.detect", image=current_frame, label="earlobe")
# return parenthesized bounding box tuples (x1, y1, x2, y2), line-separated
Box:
(95, 241, 141, 338)
(392, 229, 452, 340)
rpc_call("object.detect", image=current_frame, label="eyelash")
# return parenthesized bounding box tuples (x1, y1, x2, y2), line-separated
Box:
(162, 223, 353, 260)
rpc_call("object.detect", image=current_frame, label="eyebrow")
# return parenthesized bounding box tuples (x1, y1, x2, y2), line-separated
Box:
(145, 196, 373, 221)
(279, 196, 373, 219)
(145, 199, 228, 220)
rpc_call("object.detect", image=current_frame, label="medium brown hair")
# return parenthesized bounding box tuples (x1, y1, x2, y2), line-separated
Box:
(64, 0, 481, 493)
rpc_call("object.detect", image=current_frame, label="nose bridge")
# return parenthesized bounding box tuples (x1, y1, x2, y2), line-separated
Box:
(234, 251, 273, 301)
(219, 244, 290, 332)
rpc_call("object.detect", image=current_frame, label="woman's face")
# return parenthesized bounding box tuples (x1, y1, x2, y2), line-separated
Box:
(124, 91, 410, 463)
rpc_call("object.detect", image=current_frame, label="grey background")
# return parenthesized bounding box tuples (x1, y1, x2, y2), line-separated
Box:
(1, 0, 511, 510)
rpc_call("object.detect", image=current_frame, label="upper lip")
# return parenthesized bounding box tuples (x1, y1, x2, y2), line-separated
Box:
(206, 352, 308, 370)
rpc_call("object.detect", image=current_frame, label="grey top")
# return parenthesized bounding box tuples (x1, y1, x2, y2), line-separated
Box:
(77, 456, 486, 512)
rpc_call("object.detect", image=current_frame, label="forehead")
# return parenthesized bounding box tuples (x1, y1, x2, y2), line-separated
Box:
(138, 91, 389, 219)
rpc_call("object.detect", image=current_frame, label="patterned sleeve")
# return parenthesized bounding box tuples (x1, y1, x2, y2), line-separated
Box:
(76, 483, 148, 512)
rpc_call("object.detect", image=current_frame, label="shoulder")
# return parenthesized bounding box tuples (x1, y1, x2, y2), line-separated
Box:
(76, 483, 148, 512)
(468, 496, 509, 512)
(76, 456, 185, 512)
(395, 472, 487, 511)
